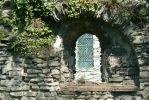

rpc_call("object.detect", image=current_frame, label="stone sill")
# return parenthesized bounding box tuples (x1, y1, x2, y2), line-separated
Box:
(60, 83, 138, 92)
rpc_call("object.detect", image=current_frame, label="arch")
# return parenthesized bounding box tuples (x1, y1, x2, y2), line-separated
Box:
(59, 18, 139, 86)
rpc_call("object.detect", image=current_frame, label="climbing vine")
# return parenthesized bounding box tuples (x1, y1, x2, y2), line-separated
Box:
(0, 0, 148, 56)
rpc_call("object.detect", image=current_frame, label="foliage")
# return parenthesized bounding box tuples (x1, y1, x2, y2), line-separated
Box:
(0, 29, 9, 40)
(0, 0, 148, 56)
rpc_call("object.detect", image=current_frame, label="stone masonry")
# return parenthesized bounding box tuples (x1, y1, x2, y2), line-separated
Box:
(0, 0, 149, 100)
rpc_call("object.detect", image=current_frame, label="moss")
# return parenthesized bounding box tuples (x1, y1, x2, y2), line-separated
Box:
(0, 29, 9, 40)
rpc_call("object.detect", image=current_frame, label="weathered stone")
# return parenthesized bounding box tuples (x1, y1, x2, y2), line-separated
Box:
(36, 92, 45, 98)
(0, 80, 12, 87)
(133, 35, 145, 44)
(138, 58, 149, 66)
(134, 96, 143, 100)
(40, 86, 50, 91)
(48, 82, 59, 86)
(9, 70, 24, 76)
(2, 66, 12, 74)
(52, 74, 60, 80)
(0, 57, 7, 62)
(42, 69, 50, 74)
(30, 78, 43, 82)
(38, 82, 48, 86)
(44, 92, 52, 97)
(25, 91, 37, 97)
(51, 69, 59, 75)
(0, 86, 9, 91)
(26, 74, 37, 78)
(49, 61, 60, 67)
(37, 63, 48, 68)
(0, 93, 11, 100)
(31, 85, 39, 90)
(11, 85, 30, 91)
(140, 78, 149, 83)
(0, 75, 6, 79)
(115, 95, 134, 100)
(44, 78, 53, 82)
(21, 96, 36, 100)
(140, 71, 149, 78)
(123, 80, 135, 85)
(110, 76, 124, 82)
(49, 86, 60, 91)
(61, 67, 69, 73)
(27, 69, 41, 74)
(38, 74, 45, 77)
(32, 58, 43, 64)
(10, 92, 25, 97)
(37, 97, 54, 100)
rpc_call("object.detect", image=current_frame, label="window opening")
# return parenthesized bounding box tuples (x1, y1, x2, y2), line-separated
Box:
(75, 33, 102, 82)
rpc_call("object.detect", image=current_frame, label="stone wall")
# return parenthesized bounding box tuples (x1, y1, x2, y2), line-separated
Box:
(0, 19, 148, 100)
(0, 0, 149, 100)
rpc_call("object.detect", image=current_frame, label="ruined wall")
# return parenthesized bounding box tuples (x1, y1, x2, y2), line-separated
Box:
(0, 0, 149, 100)
(0, 21, 149, 100)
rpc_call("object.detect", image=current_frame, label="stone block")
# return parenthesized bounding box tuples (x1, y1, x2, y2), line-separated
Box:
(37, 63, 48, 68)
(32, 58, 43, 64)
(2, 66, 12, 74)
(38, 74, 45, 77)
(60, 66, 69, 73)
(21, 96, 36, 100)
(25, 91, 37, 97)
(140, 66, 149, 71)
(0, 80, 11, 87)
(30, 78, 43, 82)
(134, 96, 143, 100)
(123, 80, 135, 85)
(49, 61, 60, 67)
(0, 93, 11, 100)
(140, 78, 149, 83)
(110, 76, 124, 82)
(0, 75, 6, 79)
(44, 78, 53, 82)
(51, 69, 60, 75)
(44, 92, 52, 97)
(38, 82, 48, 86)
(37, 97, 54, 100)
(40, 86, 50, 91)
(115, 95, 134, 100)
(10, 92, 25, 97)
(26, 74, 37, 78)
(42, 69, 50, 74)
(9, 70, 24, 76)
(11, 85, 30, 91)
(49, 86, 60, 91)
(0, 86, 9, 91)
(31, 85, 39, 90)
(140, 71, 149, 78)
(27, 69, 41, 74)
(0, 57, 7, 62)
(138, 58, 149, 66)
(133, 35, 144, 44)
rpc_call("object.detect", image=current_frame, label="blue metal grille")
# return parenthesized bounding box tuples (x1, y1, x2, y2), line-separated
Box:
(77, 34, 94, 68)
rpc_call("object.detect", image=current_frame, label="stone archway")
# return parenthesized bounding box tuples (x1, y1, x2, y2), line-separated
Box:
(59, 18, 139, 86)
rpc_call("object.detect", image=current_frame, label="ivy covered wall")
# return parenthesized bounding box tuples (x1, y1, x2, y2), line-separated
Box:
(0, 0, 149, 100)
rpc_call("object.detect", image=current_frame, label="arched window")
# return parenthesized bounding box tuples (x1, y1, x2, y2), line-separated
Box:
(75, 33, 102, 82)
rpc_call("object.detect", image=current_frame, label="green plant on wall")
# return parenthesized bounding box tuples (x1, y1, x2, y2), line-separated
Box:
(0, 0, 148, 56)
